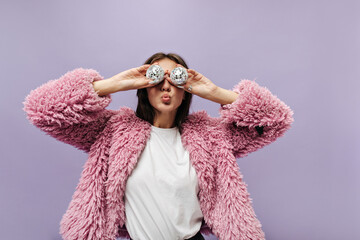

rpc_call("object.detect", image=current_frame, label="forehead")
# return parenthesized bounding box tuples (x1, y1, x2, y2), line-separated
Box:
(157, 58, 177, 71)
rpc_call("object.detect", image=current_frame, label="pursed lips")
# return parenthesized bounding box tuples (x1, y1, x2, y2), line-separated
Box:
(161, 94, 171, 103)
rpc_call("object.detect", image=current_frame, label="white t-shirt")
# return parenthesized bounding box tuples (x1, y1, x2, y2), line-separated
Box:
(124, 125, 204, 240)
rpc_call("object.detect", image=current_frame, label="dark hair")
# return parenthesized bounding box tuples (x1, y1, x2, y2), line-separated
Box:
(136, 52, 193, 132)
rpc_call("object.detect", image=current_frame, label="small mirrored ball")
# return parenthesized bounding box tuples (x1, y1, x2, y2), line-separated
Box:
(170, 67, 188, 85)
(146, 65, 165, 84)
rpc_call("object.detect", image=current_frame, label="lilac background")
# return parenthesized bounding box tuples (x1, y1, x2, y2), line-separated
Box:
(1, 0, 359, 239)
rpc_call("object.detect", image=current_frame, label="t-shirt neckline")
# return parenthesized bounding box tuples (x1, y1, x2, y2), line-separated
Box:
(151, 125, 178, 132)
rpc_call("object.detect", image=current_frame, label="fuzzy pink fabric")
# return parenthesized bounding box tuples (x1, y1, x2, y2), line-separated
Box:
(23, 68, 294, 240)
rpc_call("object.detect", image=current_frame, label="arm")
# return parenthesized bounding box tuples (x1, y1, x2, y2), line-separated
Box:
(200, 85, 239, 105)
(205, 86, 266, 136)
(219, 79, 294, 158)
(23, 68, 116, 153)
(177, 66, 293, 157)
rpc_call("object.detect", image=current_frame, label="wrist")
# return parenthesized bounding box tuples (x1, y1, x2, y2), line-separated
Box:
(92, 77, 121, 96)
(207, 86, 239, 105)
(206, 85, 221, 101)
(110, 72, 124, 84)
(111, 74, 132, 92)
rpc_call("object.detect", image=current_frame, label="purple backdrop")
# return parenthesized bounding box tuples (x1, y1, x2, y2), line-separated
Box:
(1, 0, 359, 239)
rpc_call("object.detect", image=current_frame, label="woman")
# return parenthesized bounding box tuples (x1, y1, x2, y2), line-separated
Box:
(23, 52, 294, 240)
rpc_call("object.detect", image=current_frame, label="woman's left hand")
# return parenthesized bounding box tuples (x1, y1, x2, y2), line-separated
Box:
(165, 64, 218, 99)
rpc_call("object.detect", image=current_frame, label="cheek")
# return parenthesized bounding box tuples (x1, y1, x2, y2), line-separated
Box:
(146, 88, 156, 105)
(175, 89, 185, 105)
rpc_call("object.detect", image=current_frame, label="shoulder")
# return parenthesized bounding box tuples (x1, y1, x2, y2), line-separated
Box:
(108, 106, 136, 122)
(108, 106, 151, 131)
(181, 111, 233, 158)
(182, 110, 227, 139)
(184, 110, 220, 127)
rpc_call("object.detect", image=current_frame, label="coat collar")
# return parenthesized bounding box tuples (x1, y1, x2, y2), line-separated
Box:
(104, 107, 217, 234)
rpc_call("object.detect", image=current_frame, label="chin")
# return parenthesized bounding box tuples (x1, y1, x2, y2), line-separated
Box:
(156, 106, 177, 113)
(154, 103, 180, 113)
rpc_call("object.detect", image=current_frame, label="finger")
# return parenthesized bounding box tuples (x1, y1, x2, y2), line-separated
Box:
(176, 63, 186, 69)
(137, 64, 151, 73)
(187, 69, 196, 74)
(186, 70, 194, 78)
(140, 83, 156, 89)
(189, 69, 199, 79)
(148, 78, 162, 85)
(148, 80, 157, 85)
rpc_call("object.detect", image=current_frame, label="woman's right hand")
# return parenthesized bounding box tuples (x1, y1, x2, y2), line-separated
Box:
(112, 64, 157, 91)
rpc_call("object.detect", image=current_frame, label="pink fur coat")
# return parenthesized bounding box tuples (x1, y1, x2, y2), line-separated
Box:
(23, 68, 294, 240)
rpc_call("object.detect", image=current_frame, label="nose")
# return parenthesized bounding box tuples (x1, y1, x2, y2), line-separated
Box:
(160, 78, 171, 92)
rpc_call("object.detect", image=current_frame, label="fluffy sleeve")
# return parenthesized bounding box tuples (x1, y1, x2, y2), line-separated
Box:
(23, 68, 116, 154)
(219, 79, 294, 158)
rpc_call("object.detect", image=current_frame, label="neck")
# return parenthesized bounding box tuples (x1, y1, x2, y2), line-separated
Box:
(153, 110, 177, 128)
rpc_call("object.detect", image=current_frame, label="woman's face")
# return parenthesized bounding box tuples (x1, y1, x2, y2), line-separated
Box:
(146, 58, 185, 116)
